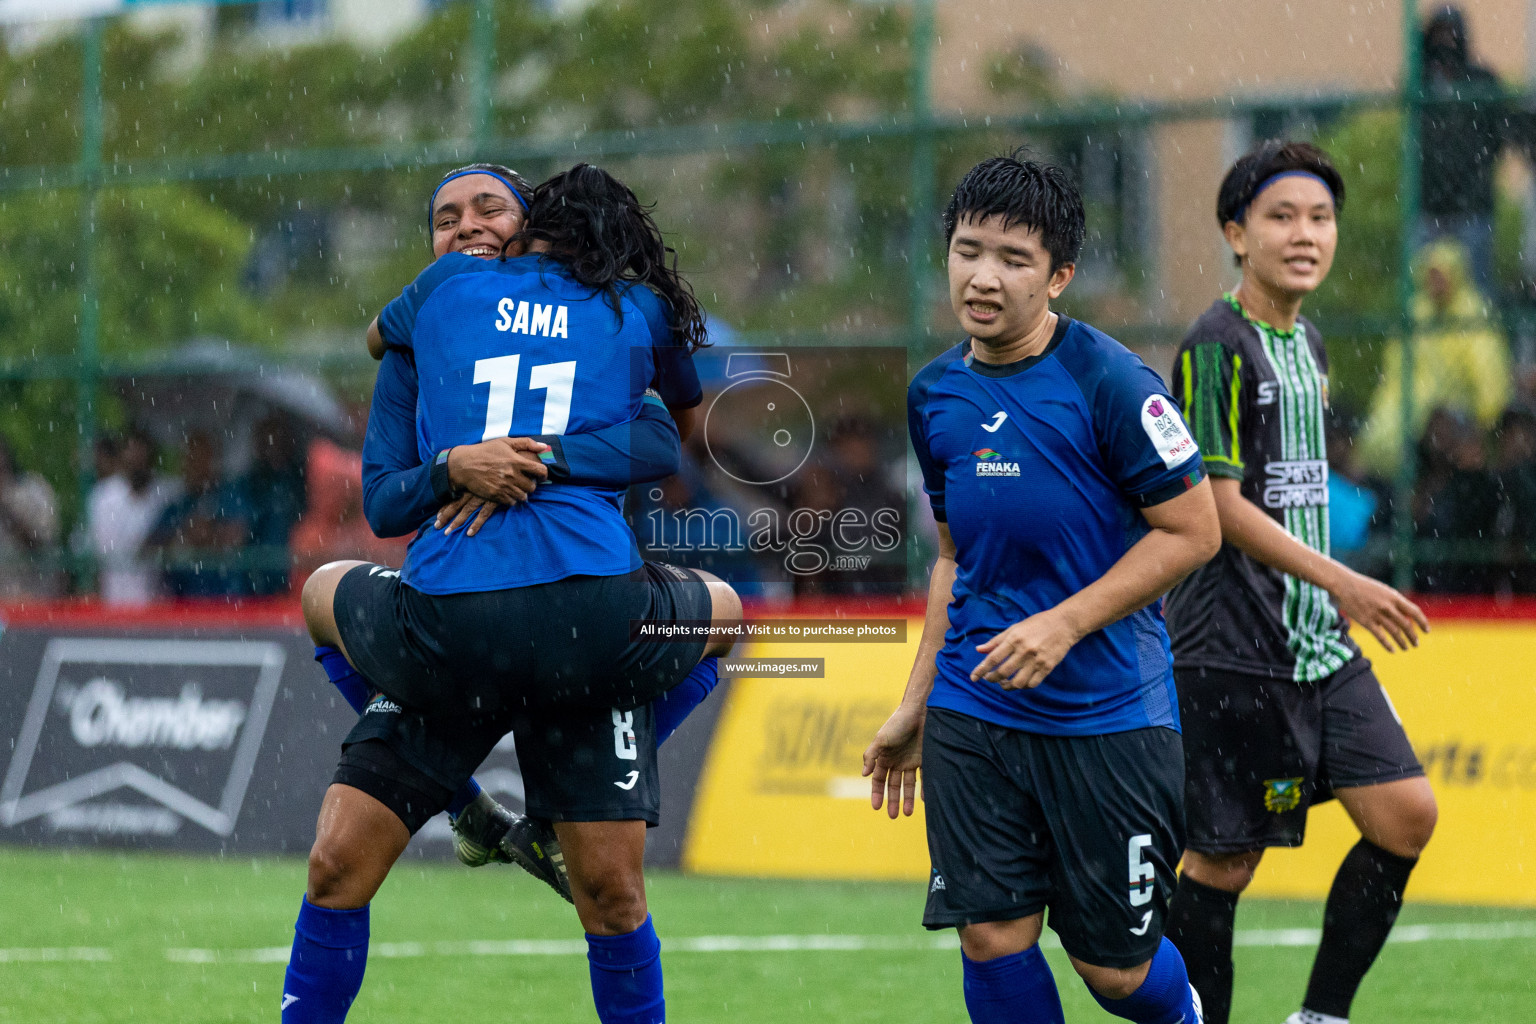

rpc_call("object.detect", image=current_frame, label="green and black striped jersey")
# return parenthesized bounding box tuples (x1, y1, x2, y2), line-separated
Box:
(1164, 295, 1359, 682)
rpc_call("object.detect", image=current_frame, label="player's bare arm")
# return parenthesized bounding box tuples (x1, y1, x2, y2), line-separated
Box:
(669, 404, 698, 442)
(862, 521, 956, 819)
(972, 478, 1221, 689)
(366, 316, 387, 360)
(1208, 476, 1429, 651)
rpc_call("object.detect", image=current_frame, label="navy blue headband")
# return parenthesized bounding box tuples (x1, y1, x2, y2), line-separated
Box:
(1237, 170, 1336, 223)
(427, 169, 530, 229)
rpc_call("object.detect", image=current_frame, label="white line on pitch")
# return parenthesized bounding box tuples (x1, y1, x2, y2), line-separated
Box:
(161, 920, 1536, 964)
(0, 947, 112, 963)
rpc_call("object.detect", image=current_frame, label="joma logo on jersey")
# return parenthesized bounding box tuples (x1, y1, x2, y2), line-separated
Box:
(493, 299, 570, 338)
(972, 449, 1020, 477)
(1263, 777, 1305, 812)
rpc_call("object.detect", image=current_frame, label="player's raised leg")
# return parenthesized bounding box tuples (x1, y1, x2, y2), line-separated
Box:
(302, 561, 562, 885)
(652, 568, 737, 739)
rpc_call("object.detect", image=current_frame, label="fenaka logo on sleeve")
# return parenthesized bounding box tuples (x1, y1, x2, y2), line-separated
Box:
(0, 639, 284, 838)
(1140, 396, 1198, 469)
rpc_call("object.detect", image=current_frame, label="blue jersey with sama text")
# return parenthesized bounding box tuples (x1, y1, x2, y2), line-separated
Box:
(908, 316, 1206, 737)
(377, 252, 690, 595)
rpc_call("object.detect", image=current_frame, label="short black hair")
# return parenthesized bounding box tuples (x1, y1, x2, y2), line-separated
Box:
(1216, 140, 1345, 229)
(941, 147, 1085, 270)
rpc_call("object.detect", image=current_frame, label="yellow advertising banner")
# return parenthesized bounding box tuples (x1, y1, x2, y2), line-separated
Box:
(683, 616, 1536, 906)
(683, 629, 930, 879)
(1248, 622, 1536, 906)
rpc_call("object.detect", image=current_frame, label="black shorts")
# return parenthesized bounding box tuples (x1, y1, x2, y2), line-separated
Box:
(921, 708, 1185, 969)
(333, 561, 711, 716)
(335, 697, 661, 834)
(1177, 655, 1425, 854)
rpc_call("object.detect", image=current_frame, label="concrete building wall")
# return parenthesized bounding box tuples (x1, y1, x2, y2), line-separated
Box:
(329, 0, 427, 47)
(927, 0, 1533, 327)
(117, 0, 425, 51)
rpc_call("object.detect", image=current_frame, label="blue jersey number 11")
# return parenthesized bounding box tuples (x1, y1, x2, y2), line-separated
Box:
(474, 355, 577, 438)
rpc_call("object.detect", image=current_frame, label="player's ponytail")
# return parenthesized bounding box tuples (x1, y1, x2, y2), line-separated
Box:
(513, 164, 709, 352)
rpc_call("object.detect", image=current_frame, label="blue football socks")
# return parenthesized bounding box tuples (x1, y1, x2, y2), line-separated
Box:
(586, 914, 665, 1024)
(313, 646, 369, 715)
(313, 645, 482, 819)
(281, 897, 369, 1023)
(961, 946, 1065, 1024)
(445, 776, 482, 818)
(653, 656, 720, 745)
(1090, 937, 1202, 1024)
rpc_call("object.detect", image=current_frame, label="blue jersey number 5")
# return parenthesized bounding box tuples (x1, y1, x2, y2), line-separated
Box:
(474, 355, 577, 438)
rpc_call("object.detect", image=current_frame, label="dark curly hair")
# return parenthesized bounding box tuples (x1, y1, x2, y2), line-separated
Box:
(511, 164, 709, 352)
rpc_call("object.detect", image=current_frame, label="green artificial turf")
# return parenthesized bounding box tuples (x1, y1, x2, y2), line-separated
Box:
(1, 847, 1531, 1022)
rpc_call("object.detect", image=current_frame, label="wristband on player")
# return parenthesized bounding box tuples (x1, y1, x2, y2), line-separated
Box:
(530, 436, 568, 480)
(430, 448, 458, 503)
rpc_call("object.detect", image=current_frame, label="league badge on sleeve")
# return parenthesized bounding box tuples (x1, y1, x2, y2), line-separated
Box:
(1140, 395, 1198, 469)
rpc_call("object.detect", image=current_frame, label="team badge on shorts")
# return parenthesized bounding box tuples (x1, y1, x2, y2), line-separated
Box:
(1262, 777, 1304, 813)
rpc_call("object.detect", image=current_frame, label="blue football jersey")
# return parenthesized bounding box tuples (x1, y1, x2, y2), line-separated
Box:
(377, 253, 684, 594)
(908, 316, 1206, 736)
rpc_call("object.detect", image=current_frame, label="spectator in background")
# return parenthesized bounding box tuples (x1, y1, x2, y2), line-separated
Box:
(1418, 4, 1504, 294)
(288, 437, 406, 582)
(1492, 404, 1536, 592)
(827, 414, 904, 519)
(1326, 406, 1380, 566)
(785, 459, 846, 598)
(634, 445, 773, 597)
(1358, 239, 1511, 477)
(1414, 406, 1500, 592)
(0, 436, 60, 597)
(88, 429, 179, 605)
(237, 412, 306, 595)
(91, 434, 119, 482)
(148, 431, 249, 598)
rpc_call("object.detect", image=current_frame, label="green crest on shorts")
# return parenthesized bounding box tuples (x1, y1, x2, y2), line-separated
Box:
(1262, 777, 1304, 813)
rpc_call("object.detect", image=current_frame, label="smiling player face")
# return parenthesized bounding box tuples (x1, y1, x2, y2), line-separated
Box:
(947, 215, 1074, 353)
(1225, 175, 1337, 302)
(430, 173, 525, 259)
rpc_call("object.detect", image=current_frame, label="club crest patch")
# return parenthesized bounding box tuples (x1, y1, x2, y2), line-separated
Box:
(1263, 777, 1305, 813)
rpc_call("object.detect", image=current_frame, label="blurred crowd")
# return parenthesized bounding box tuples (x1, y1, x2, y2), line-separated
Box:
(4, 5, 1536, 603)
(1332, 236, 1536, 595)
(633, 409, 908, 600)
(1314, 5, 1536, 595)
(0, 411, 404, 604)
